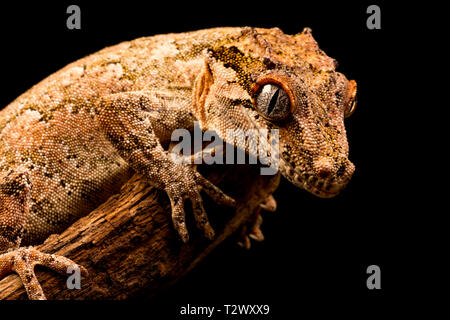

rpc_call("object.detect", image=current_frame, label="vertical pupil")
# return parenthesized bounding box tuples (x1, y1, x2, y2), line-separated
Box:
(267, 88, 279, 115)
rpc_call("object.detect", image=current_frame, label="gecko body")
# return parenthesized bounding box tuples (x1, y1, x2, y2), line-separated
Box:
(0, 27, 356, 299)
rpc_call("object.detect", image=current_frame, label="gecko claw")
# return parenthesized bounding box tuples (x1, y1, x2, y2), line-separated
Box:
(237, 237, 251, 250)
(204, 225, 215, 240)
(259, 195, 277, 212)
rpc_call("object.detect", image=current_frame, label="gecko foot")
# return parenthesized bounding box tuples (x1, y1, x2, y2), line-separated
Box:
(237, 195, 277, 249)
(237, 208, 264, 249)
(0, 247, 88, 300)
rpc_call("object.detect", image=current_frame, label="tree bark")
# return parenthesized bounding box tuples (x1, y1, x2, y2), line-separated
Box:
(0, 164, 279, 299)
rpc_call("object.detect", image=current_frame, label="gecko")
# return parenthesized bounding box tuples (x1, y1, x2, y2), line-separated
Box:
(0, 27, 357, 300)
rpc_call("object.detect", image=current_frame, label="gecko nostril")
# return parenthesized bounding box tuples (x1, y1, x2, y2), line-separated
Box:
(336, 164, 346, 177)
(313, 157, 334, 179)
(317, 169, 331, 179)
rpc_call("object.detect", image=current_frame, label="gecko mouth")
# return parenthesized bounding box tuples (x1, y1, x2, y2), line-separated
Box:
(279, 158, 352, 198)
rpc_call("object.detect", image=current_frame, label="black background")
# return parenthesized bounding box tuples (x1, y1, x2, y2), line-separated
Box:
(0, 0, 434, 317)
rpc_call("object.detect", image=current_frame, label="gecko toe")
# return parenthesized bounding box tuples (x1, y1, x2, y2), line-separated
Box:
(1, 246, 88, 300)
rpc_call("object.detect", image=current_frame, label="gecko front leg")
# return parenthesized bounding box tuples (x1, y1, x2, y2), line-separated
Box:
(97, 91, 236, 242)
(0, 170, 88, 300)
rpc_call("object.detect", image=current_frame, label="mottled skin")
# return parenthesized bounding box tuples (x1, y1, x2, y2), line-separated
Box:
(0, 27, 356, 299)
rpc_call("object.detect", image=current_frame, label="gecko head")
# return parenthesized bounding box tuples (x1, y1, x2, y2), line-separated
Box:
(196, 27, 356, 198)
(250, 70, 357, 198)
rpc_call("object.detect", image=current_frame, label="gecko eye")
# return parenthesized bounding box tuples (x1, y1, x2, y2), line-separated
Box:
(344, 96, 357, 118)
(254, 84, 292, 121)
(344, 79, 357, 118)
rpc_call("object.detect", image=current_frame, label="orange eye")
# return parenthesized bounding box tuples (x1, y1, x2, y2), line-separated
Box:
(251, 74, 295, 122)
(345, 80, 357, 118)
(345, 96, 357, 118)
(254, 83, 291, 121)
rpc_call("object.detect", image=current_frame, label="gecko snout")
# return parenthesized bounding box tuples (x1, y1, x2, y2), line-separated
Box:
(313, 156, 354, 180)
(307, 156, 355, 197)
(313, 156, 335, 179)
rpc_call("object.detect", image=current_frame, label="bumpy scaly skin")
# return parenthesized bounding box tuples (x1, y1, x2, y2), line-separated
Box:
(0, 27, 356, 299)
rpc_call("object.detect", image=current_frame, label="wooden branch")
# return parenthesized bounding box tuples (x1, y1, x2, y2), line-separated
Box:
(0, 164, 279, 299)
